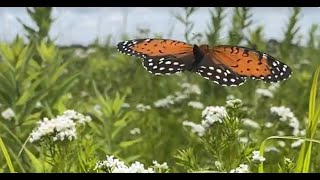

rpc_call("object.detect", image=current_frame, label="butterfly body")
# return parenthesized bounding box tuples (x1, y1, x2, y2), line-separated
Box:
(117, 38, 292, 86)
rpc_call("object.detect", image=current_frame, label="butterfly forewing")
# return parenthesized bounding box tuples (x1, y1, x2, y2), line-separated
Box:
(117, 39, 195, 75)
(211, 45, 292, 83)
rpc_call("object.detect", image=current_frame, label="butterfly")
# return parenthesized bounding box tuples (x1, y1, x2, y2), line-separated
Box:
(116, 38, 292, 86)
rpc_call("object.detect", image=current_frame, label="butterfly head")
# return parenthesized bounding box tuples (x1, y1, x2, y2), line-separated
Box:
(198, 44, 210, 53)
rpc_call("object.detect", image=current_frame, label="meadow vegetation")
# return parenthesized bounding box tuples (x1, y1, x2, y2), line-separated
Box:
(0, 7, 320, 173)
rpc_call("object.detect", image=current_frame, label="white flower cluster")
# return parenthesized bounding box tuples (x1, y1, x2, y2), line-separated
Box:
(1, 108, 15, 120)
(255, 83, 280, 98)
(270, 106, 300, 136)
(182, 121, 206, 137)
(154, 95, 175, 108)
(201, 106, 227, 128)
(251, 150, 266, 163)
(230, 164, 250, 173)
(95, 155, 168, 173)
(122, 103, 131, 108)
(179, 83, 201, 95)
(130, 128, 141, 135)
(225, 99, 243, 108)
(136, 104, 151, 112)
(187, 101, 204, 109)
(153, 83, 201, 108)
(291, 139, 304, 148)
(183, 106, 228, 136)
(255, 88, 274, 98)
(29, 110, 92, 143)
(242, 118, 260, 129)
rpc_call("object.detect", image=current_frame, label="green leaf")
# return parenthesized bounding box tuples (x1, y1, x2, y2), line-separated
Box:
(0, 137, 15, 173)
(119, 138, 142, 148)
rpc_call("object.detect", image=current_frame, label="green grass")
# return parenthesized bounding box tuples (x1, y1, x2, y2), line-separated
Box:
(0, 7, 320, 173)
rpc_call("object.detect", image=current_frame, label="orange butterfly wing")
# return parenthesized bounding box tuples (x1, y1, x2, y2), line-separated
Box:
(210, 45, 292, 83)
(117, 39, 195, 75)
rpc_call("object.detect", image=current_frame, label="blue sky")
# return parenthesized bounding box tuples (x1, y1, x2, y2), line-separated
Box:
(0, 7, 319, 46)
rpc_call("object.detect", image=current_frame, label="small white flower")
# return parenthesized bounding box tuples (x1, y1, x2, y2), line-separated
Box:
(277, 131, 285, 136)
(252, 150, 266, 163)
(35, 102, 42, 108)
(230, 164, 250, 173)
(174, 92, 189, 102)
(136, 104, 151, 112)
(96, 155, 156, 173)
(215, 161, 222, 169)
(187, 101, 204, 109)
(112, 166, 130, 173)
(270, 106, 295, 122)
(86, 48, 96, 54)
(256, 88, 273, 98)
(182, 121, 206, 137)
(226, 98, 243, 108)
(242, 118, 260, 129)
(74, 48, 87, 58)
(268, 83, 280, 92)
(128, 162, 147, 173)
(153, 160, 169, 170)
(239, 137, 249, 143)
(226, 95, 235, 100)
(201, 106, 227, 128)
(284, 158, 291, 164)
(80, 91, 88, 97)
(130, 128, 141, 135)
(289, 117, 300, 136)
(291, 139, 304, 148)
(93, 104, 102, 115)
(154, 96, 175, 108)
(277, 141, 286, 148)
(264, 122, 274, 128)
(122, 103, 130, 108)
(300, 129, 306, 136)
(1, 108, 15, 120)
(180, 83, 201, 95)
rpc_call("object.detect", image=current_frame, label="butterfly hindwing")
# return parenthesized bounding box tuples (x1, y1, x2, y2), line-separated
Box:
(196, 54, 246, 86)
(211, 45, 292, 83)
(117, 39, 195, 75)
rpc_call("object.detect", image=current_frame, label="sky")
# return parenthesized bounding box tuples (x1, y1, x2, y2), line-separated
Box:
(0, 7, 319, 46)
